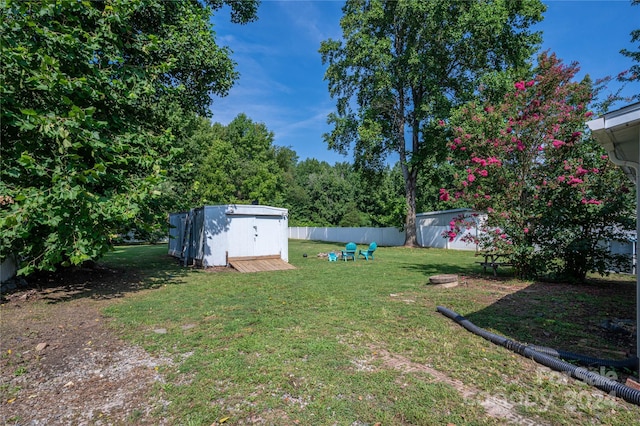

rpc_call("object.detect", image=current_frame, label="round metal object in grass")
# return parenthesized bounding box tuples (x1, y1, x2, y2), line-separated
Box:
(428, 274, 459, 288)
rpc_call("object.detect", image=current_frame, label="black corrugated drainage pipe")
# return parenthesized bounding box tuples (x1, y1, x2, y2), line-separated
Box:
(526, 345, 637, 369)
(436, 306, 640, 406)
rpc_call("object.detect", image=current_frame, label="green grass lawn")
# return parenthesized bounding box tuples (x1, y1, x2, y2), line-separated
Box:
(103, 241, 640, 425)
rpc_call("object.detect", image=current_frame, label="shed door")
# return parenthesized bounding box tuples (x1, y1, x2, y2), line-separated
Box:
(228, 215, 282, 258)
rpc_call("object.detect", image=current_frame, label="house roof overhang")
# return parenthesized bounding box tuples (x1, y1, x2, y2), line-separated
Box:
(587, 102, 640, 185)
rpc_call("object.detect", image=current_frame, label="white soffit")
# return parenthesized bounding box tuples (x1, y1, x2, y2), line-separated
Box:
(587, 102, 640, 184)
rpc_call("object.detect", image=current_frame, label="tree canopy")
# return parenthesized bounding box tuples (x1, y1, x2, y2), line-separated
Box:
(320, 0, 545, 246)
(443, 53, 635, 280)
(189, 114, 286, 206)
(0, 0, 258, 274)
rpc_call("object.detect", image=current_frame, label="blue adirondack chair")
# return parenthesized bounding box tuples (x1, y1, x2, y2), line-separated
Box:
(358, 242, 377, 260)
(342, 242, 357, 261)
(328, 252, 338, 262)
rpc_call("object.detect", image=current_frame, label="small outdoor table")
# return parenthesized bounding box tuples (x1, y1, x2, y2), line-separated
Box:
(477, 252, 513, 276)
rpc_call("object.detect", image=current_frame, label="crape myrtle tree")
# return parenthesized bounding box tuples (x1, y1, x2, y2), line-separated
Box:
(320, 0, 545, 246)
(0, 0, 258, 274)
(441, 53, 635, 281)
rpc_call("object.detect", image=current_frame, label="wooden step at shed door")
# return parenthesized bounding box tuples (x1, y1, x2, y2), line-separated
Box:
(227, 255, 296, 273)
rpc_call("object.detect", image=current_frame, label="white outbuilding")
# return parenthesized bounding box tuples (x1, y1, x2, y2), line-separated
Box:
(168, 204, 292, 272)
(416, 208, 485, 251)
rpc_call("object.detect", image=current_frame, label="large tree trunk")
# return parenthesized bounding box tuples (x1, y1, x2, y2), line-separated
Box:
(403, 168, 418, 247)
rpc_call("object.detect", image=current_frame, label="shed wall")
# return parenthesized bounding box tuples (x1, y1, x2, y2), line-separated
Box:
(170, 205, 288, 267)
(416, 209, 483, 250)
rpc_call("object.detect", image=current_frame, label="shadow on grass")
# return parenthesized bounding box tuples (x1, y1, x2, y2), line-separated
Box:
(401, 262, 477, 277)
(459, 278, 637, 363)
(7, 244, 192, 304)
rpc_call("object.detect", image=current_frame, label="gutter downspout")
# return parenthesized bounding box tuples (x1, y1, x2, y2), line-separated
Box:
(588, 117, 640, 375)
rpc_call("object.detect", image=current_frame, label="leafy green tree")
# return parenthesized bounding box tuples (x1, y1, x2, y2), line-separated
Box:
(620, 0, 640, 84)
(320, 0, 544, 246)
(284, 160, 364, 226)
(353, 164, 405, 228)
(0, 0, 258, 274)
(192, 114, 285, 206)
(443, 53, 635, 281)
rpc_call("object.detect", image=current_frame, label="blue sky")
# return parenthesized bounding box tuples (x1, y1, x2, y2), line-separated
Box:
(209, 0, 639, 164)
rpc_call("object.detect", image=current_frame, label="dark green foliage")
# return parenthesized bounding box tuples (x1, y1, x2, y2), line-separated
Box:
(0, 0, 258, 274)
(190, 114, 286, 205)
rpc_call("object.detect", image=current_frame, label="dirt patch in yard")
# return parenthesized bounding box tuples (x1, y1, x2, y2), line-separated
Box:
(0, 266, 172, 425)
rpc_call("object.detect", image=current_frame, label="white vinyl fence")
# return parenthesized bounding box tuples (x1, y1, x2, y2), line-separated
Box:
(288, 227, 406, 247)
(288, 209, 482, 250)
(288, 225, 478, 250)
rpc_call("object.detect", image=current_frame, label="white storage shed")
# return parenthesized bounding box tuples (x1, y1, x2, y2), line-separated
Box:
(168, 204, 290, 270)
(416, 208, 485, 250)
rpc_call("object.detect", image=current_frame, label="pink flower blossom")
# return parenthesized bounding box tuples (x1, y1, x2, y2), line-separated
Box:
(524, 228, 529, 234)
(601, 155, 608, 160)
(484, 106, 494, 113)
(514, 81, 526, 91)
(467, 174, 476, 183)
(439, 188, 450, 201)
(487, 207, 494, 213)
(478, 169, 488, 177)
(567, 176, 583, 185)
(585, 111, 593, 118)
(472, 157, 487, 166)
(576, 166, 589, 176)
(525, 80, 535, 87)
(552, 140, 565, 149)
(438, 120, 445, 126)
(557, 176, 566, 182)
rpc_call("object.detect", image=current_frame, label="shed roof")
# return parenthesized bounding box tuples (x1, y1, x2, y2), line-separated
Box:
(416, 208, 474, 218)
